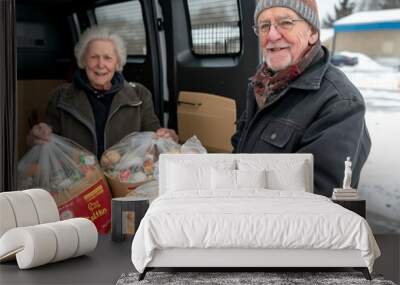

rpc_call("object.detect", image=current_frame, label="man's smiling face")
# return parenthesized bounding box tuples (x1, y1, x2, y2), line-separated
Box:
(257, 7, 318, 71)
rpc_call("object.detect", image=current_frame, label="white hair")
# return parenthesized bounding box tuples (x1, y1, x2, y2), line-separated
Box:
(74, 26, 127, 72)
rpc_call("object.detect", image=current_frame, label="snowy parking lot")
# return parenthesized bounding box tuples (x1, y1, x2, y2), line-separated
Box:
(339, 52, 400, 233)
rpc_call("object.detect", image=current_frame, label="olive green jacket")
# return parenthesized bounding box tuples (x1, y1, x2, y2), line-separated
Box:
(45, 81, 161, 155)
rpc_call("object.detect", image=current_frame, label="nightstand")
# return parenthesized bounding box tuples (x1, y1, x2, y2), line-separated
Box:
(332, 199, 366, 218)
(111, 196, 150, 242)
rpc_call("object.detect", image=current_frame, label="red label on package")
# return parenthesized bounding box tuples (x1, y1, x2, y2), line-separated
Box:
(58, 179, 111, 234)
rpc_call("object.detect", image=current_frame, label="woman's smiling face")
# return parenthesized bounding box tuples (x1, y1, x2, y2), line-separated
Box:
(84, 39, 119, 90)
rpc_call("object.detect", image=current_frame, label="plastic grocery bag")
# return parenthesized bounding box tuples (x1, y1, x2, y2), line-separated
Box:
(17, 134, 112, 234)
(101, 132, 206, 197)
(101, 132, 178, 197)
(180, 135, 207, 154)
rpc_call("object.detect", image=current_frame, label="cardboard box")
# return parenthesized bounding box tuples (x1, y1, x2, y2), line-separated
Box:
(104, 173, 151, 198)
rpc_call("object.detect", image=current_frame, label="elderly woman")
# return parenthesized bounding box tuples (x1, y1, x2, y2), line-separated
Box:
(28, 26, 178, 159)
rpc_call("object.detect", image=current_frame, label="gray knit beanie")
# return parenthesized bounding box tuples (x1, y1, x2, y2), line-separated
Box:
(254, 0, 320, 31)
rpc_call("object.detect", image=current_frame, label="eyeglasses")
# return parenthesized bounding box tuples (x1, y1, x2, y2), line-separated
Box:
(253, 19, 305, 36)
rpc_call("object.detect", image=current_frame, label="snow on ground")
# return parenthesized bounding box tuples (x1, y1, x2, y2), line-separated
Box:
(345, 72, 400, 92)
(359, 90, 400, 234)
(340, 51, 395, 73)
(339, 53, 400, 234)
(376, 57, 400, 71)
(338, 52, 400, 91)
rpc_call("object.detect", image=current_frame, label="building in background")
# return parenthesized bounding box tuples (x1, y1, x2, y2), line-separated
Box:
(332, 8, 400, 66)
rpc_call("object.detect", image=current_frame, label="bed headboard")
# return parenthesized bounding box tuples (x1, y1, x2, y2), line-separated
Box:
(159, 153, 314, 195)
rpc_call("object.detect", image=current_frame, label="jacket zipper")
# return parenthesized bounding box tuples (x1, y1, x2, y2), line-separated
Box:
(103, 101, 142, 149)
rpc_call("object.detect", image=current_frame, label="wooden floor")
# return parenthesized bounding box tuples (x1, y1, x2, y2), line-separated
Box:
(0, 234, 398, 285)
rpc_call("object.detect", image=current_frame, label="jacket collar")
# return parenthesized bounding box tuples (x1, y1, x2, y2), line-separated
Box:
(57, 85, 95, 125)
(108, 82, 142, 115)
(69, 70, 142, 120)
(289, 46, 330, 91)
(57, 80, 142, 125)
(245, 46, 331, 117)
(74, 69, 125, 96)
(247, 46, 330, 92)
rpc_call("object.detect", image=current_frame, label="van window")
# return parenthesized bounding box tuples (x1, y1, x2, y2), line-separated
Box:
(95, 0, 147, 56)
(187, 0, 241, 55)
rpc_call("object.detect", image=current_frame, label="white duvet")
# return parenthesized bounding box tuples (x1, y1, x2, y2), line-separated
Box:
(131, 190, 380, 273)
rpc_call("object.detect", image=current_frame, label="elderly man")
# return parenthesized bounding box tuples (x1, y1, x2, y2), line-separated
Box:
(232, 0, 371, 197)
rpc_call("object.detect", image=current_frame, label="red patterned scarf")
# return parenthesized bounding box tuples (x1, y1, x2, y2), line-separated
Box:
(251, 42, 323, 108)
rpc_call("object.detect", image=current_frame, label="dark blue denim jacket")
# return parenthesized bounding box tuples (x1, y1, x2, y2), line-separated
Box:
(232, 47, 371, 197)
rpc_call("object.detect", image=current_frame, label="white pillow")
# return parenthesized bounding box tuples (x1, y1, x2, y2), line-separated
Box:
(211, 168, 267, 191)
(167, 162, 211, 191)
(211, 168, 236, 190)
(267, 161, 307, 191)
(236, 169, 267, 189)
(238, 159, 308, 192)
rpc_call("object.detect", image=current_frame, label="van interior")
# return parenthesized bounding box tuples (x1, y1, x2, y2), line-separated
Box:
(14, 0, 259, 158)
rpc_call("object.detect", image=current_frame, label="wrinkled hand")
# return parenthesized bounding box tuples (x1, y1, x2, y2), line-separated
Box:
(155, 128, 179, 143)
(27, 123, 53, 146)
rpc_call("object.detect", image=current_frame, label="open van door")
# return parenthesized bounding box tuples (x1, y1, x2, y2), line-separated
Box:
(158, 0, 259, 152)
(0, 0, 17, 191)
(3, 0, 258, 188)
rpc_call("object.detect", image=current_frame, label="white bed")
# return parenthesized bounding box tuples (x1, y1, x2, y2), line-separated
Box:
(131, 154, 380, 280)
